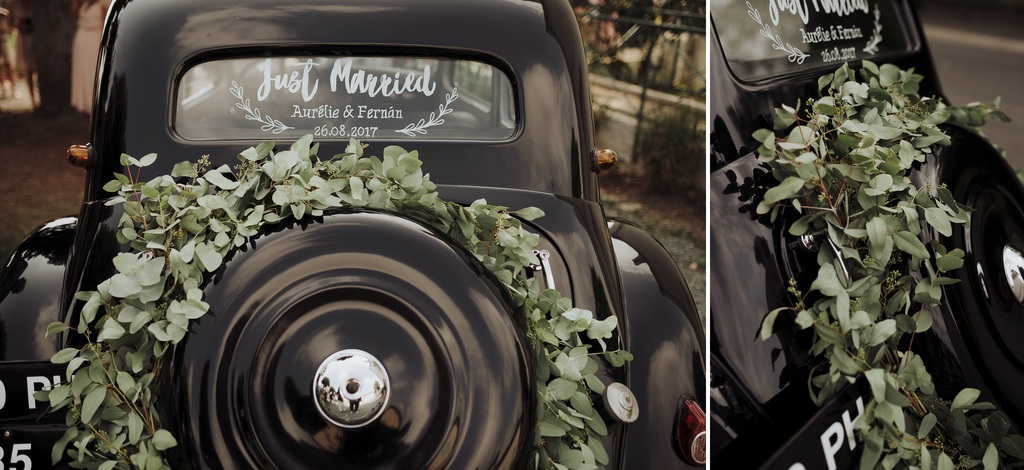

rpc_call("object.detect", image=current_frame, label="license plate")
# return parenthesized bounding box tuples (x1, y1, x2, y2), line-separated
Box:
(762, 380, 869, 470)
(0, 361, 66, 423)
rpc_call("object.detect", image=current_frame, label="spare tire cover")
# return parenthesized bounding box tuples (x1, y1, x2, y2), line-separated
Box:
(165, 210, 535, 469)
(936, 139, 1024, 418)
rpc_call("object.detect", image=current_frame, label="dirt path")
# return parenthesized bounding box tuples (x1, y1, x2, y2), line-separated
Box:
(0, 86, 90, 265)
(600, 173, 706, 327)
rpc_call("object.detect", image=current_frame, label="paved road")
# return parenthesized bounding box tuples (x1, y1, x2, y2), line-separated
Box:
(919, 3, 1024, 169)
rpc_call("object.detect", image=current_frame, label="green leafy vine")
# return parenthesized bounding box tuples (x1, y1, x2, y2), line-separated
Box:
(40, 136, 631, 469)
(757, 61, 1022, 468)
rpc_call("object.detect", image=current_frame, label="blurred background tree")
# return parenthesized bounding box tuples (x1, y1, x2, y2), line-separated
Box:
(572, 0, 705, 95)
(28, 0, 76, 116)
(572, 0, 706, 193)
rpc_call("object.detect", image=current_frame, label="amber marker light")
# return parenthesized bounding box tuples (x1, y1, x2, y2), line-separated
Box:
(67, 144, 91, 168)
(595, 148, 618, 172)
(674, 394, 706, 465)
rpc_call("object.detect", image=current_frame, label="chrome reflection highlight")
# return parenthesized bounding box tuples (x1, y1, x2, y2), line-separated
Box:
(1004, 246, 1024, 304)
(313, 349, 390, 428)
(977, 262, 990, 301)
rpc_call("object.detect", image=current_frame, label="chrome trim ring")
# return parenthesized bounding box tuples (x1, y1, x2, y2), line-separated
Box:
(312, 349, 391, 428)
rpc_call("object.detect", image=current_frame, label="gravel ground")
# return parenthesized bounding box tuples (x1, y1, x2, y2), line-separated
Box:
(0, 83, 90, 265)
(599, 173, 707, 330)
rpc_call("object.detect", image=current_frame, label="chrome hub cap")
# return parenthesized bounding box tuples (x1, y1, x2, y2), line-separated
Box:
(1004, 246, 1024, 304)
(312, 349, 390, 428)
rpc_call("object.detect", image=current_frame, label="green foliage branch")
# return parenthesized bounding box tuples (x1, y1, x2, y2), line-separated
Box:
(756, 61, 1021, 469)
(40, 135, 632, 469)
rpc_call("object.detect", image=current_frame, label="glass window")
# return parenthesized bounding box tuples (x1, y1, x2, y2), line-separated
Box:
(454, 61, 494, 112)
(711, 0, 916, 82)
(175, 57, 517, 141)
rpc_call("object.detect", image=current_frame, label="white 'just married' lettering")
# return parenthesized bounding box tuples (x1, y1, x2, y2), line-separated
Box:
(330, 59, 436, 98)
(769, 0, 811, 25)
(815, 0, 870, 20)
(255, 58, 437, 102)
(257, 59, 319, 102)
(768, 0, 871, 26)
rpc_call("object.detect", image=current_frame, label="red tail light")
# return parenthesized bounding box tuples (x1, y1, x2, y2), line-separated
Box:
(675, 395, 707, 465)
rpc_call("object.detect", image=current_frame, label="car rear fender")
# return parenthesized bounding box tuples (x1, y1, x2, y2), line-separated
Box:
(607, 217, 705, 468)
(0, 217, 77, 467)
(0, 217, 77, 362)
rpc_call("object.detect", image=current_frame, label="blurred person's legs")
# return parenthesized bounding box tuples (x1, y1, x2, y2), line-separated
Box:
(0, 9, 13, 99)
(15, 27, 33, 108)
(0, 37, 13, 98)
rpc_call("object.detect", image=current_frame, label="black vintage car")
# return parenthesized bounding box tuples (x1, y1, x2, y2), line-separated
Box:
(0, 0, 706, 468)
(710, 0, 1024, 468)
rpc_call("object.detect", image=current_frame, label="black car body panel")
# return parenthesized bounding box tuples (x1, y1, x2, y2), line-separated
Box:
(0, 0, 705, 467)
(608, 218, 705, 468)
(0, 219, 75, 466)
(0, 218, 76, 363)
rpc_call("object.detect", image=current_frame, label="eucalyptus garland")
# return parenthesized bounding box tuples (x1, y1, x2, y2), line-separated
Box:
(40, 136, 632, 469)
(756, 61, 1023, 469)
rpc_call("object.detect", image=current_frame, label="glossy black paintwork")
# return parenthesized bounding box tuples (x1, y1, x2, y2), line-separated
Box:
(166, 210, 534, 469)
(0, 218, 76, 362)
(710, 0, 1024, 466)
(0, 219, 77, 466)
(607, 219, 705, 469)
(0, 0, 705, 467)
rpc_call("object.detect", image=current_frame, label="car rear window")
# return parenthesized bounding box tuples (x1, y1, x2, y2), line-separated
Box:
(175, 57, 517, 141)
(711, 0, 916, 82)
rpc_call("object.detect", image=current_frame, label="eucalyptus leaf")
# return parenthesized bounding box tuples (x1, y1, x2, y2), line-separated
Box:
(906, 311, 930, 335)
(937, 250, 965, 272)
(760, 307, 788, 340)
(81, 386, 107, 424)
(194, 243, 223, 272)
(52, 347, 80, 364)
(555, 353, 583, 382)
(586, 316, 617, 341)
(539, 419, 567, 437)
(570, 392, 594, 417)
(924, 207, 953, 237)
(952, 388, 982, 411)
(984, 443, 999, 470)
(814, 323, 847, 348)
(152, 429, 178, 451)
(938, 452, 955, 470)
(203, 167, 240, 190)
(754, 62, 1017, 470)
(52, 427, 79, 465)
(515, 207, 545, 221)
(868, 319, 897, 346)
(760, 177, 805, 207)
(97, 318, 126, 342)
(866, 216, 887, 257)
(894, 231, 929, 259)
(830, 346, 859, 375)
(811, 264, 845, 297)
